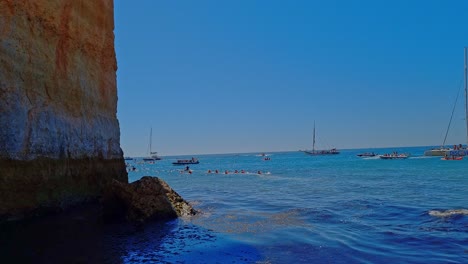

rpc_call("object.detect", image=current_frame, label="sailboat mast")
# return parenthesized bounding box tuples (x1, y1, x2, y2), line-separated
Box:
(149, 127, 152, 154)
(313, 122, 316, 153)
(465, 47, 468, 145)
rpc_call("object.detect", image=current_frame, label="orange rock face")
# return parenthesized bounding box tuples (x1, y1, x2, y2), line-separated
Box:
(0, 0, 127, 220)
(0, 0, 119, 159)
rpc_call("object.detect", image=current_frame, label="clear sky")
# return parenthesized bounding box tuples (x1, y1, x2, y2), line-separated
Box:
(114, 0, 468, 157)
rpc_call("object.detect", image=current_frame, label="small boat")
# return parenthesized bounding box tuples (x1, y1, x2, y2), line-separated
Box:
(357, 152, 377, 157)
(143, 128, 162, 162)
(304, 122, 340, 156)
(172, 157, 199, 165)
(441, 156, 463, 160)
(425, 48, 468, 156)
(379, 153, 409, 160)
(124, 157, 133, 161)
(143, 153, 162, 162)
(305, 149, 340, 155)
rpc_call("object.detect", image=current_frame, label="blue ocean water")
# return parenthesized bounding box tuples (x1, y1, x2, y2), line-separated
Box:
(123, 146, 468, 263)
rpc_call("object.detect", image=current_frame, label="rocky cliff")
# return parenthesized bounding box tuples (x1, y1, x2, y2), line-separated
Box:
(0, 0, 127, 220)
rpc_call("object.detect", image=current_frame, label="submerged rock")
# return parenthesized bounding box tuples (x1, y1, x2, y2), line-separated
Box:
(102, 176, 196, 224)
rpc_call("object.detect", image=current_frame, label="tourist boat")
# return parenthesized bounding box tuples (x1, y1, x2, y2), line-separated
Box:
(304, 122, 340, 155)
(143, 127, 162, 161)
(424, 47, 468, 157)
(379, 153, 409, 160)
(357, 152, 377, 157)
(172, 157, 199, 165)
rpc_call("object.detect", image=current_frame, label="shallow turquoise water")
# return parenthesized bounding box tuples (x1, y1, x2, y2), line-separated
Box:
(124, 146, 467, 263)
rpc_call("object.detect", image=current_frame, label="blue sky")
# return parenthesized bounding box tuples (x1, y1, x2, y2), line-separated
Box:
(115, 0, 468, 156)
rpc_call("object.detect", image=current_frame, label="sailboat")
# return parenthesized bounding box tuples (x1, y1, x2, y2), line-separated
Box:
(424, 47, 468, 156)
(143, 127, 162, 161)
(304, 122, 339, 155)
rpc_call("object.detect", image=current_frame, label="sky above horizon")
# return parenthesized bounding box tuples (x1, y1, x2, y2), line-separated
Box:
(115, 0, 468, 157)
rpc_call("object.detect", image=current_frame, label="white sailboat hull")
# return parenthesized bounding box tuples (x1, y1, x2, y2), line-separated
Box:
(424, 149, 450, 156)
(424, 148, 468, 156)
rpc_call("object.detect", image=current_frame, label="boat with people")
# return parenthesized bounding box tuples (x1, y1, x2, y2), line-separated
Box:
(424, 47, 468, 157)
(357, 152, 377, 157)
(304, 122, 340, 156)
(172, 157, 199, 165)
(379, 153, 409, 160)
(441, 155, 463, 160)
(143, 127, 162, 161)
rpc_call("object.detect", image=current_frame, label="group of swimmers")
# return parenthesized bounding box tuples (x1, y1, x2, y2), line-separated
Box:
(206, 169, 263, 175)
(181, 168, 264, 174)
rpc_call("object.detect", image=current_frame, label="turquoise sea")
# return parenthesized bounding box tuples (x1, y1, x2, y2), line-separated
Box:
(1, 146, 466, 263)
(120, 146, 467, 263)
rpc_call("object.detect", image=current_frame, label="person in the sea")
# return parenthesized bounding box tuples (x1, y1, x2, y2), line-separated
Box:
(185, 166, 190, 171)
(207, 169, 212, 173)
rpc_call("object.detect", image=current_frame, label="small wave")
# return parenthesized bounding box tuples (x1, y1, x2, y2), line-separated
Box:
(428, 209, 468, 217)
(362, 156, 380, 160)
(408, 156, 430, 159)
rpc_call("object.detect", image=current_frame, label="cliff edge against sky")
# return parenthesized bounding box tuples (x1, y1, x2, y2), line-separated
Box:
(0, 0, 127, 220)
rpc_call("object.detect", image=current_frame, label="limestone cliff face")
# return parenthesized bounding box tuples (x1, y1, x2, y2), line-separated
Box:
(0, 0, 127, 219)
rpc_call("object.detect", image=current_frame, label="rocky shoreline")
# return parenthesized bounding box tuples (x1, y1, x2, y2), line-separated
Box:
(0, 176, 197, 262)
(102, 176, 197, 224)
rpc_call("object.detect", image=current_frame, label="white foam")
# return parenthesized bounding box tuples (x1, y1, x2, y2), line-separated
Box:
(428, 209, 468, 217)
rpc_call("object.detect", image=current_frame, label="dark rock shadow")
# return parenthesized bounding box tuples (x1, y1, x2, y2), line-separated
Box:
(0, 204, 263, 263)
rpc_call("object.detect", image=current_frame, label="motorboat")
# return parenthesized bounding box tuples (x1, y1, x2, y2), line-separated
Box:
(357, 152, 377, 157)
(173, 157, 199, 165)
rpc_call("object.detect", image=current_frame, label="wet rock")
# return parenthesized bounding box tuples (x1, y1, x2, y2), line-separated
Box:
(102, 176, 196, 224)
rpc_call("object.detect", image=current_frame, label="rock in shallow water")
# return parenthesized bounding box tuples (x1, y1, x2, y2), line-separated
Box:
(102, 176, 197, 224)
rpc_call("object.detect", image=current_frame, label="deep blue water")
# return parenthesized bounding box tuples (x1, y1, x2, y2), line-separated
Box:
(123, 146, 468, 263)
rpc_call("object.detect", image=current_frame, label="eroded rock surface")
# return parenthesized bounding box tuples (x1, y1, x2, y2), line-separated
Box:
(102, 176, 197, 224)
(0, 0, 127, 220)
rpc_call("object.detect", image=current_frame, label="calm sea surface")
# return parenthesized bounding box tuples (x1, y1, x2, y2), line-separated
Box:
(2, 146, 465, 263)
(120, 146, 467, 263)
